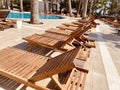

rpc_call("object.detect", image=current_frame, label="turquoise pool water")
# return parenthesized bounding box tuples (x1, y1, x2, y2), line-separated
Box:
(7, 12, 64, 19)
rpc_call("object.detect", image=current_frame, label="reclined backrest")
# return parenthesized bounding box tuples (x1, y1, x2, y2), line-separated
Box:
(60, 24, 91, 47)
(29, 47, 81, 82)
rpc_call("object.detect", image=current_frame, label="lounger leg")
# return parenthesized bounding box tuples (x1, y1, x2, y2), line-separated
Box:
(28, 43, 34, 51)
(51, 75, 65, 90)
(0, 27, 4, 31)
(118, 30, 120, 34)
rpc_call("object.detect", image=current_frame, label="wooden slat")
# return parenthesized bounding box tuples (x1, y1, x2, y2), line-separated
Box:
(42, 32, 69, 41)
(23, 34, 66, 51)
(56, 25, 79, 31)
(70, 69, 78, 90)
(0, 47, 48, 79)
(65, 69, 75, 90)
(80, 72, 88, 90)
(76, 71, 83, 90)
(62, 23, 79, 27)
(0, 48, 52, 90)
(46, 28, 72, 36)
(76, 47, 90, 61)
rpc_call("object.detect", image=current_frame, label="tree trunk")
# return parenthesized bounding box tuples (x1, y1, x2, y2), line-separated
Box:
(68, 0, 72, 16)
(10, 0, 13, 10)
(111, 0, 116, 15)
(44, 0, 47, 14)
(50, 0, 53, 13)
(82, 0, 88, 19)
(88, 0, 93, 16)
(1, 0, 5, 9)
(59, 0, 62, 14)
(30, 0, 40, 24)
(20, 0, 23, 12)
(5, 0, 9, 9)
(91, 0, 97, 15)
(0, 0, 3, 9)
(77, 0, 82, 15)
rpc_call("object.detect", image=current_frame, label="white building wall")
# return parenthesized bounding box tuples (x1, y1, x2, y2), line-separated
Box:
(38, 1, 50, 13)
(39, 1, 44, 13)
(38, 1, 59, 13)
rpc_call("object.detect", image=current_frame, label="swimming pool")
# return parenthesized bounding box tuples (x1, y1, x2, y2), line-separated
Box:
(7, 12, 64, 19)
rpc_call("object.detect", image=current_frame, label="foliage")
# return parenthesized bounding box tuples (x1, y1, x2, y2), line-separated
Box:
(0, 0, 119, 18)
(59, 0, 80, 14)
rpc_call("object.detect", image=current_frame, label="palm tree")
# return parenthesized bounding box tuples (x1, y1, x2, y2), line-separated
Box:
(0, 0, 3, 9)
(5, 0, 9, 9)
(10, 0, 14, 10)
(82, 0, 88, 18)
(30, 0, 40, 24)
(110, 0, 120, 18)
(20, 0, 23, 12)
(77, 0, 82, 15)
(68, 0, 72, 16)
(59, 0, 63, 13)
(50, 0, 53, 13)
(44, 0, 47, 14)
(88, 0, 94, 16)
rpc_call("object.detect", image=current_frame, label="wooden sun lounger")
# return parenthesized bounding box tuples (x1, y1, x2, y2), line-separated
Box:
(45, 22, 89, 36)
(41, 32, 91, 60)
(72, 21, 86, 26)
(62, 23, 80, 27)
(23, 34, 70, 52)
(57, 26, 90, 36)
(79, 19, 99, 28)
(77, 36, 96, 48)
(41, 32, 70, 41)
(23, 25, 92, 61)
(62, 19, 97, 28)
(0, 10, 10, 20)
(45, 28, 73, 36)
(58, 23, 96, 48)
(0, 21, 15, 27)
(0, 10, 15, 30)
(0, 47, 88, 90)
(63, 19, 90, 28)
(23, 24, 91, 52)
(41, 33, 91, 60)
(45, 24, 95, 48)
(56, 24, 91, 36)
(56, 25, 80, 31)
(114, 22, 120, 28)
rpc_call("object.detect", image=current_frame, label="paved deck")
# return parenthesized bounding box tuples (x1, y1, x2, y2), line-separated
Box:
(85, 20, 120, 90)
(0, 18, 120, 90)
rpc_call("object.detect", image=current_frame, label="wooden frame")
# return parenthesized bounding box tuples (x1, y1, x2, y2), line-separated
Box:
(22, 24, 91, 52)
(0, 47, 88, 90)
(45, 24, 96, 48)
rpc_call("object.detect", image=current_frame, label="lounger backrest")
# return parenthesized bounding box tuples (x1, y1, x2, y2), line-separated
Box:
(62, 23, 91, 45)
(74, 24, 91, 38)
(29, 47, 81, 82)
